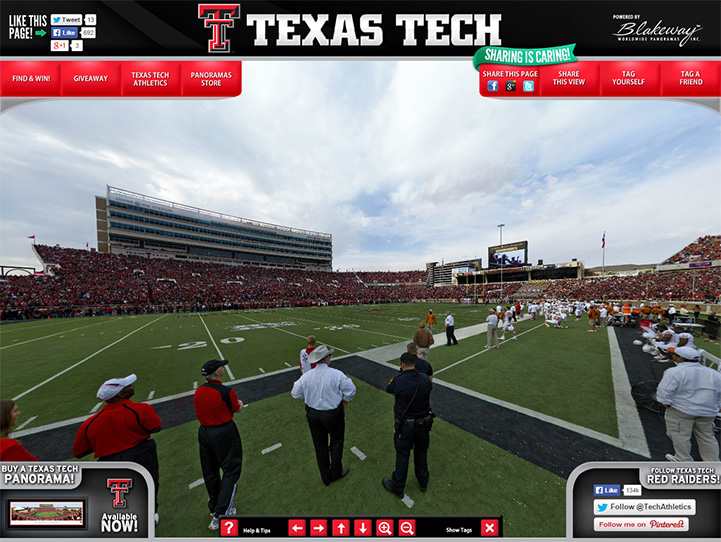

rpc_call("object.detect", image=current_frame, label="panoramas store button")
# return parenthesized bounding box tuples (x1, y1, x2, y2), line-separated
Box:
(61, 61, 121, 96)
(661, 61, 721, 97)
(594, 517, 689, 532)
(181, 62, 242, 97)
(0, 61, 61, 97)
(600, 61, 660, 96)
(121, 62, 182, 97)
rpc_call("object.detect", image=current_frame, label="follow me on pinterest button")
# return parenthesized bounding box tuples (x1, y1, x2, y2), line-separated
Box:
(595, 518, 689, 532)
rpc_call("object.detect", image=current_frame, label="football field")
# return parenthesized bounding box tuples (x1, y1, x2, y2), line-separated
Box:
(2, 303, 718, 537)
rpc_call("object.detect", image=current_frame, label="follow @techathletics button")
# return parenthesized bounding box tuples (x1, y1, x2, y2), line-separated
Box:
(593, 499, 695, 516)
(595, 517, 689, 532)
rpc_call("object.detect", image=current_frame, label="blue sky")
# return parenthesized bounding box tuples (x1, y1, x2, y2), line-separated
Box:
(1, 60, 719, 272)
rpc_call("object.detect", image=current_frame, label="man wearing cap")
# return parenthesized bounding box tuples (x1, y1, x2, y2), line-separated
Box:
(656, 346, 721, 462)
(73, 374, 161, 522)
(194, 359, 243, 530)
(425, 310, 437, 332)
(405, 342, 434, 381)
(412, 322, 434, 361)
(291, 345, 356, 486)
(444, 311, 458, 346)
(299, 335, 318, 374)
(382, 353, 433, 498)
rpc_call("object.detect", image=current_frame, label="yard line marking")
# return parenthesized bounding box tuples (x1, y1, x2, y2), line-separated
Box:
(14, 416, 37, 431)
(259, 368, 266, 374)
(193, 381, 198, 389)
(148, 391, 155, 400)
(0, 320, 113, 350)
(350, 446, 366, 460)
(235, 314, 350, 354)
(284, 362, 292, 367)
(261, 443, 282, 455)
(198, 313, 234, 380)
(402, 495, 415, 508)
(90, 402, 103, 413)
(12, 314, 168, 401)
(434, 323, 546, 375)
(608, 327, 651, 458)
(152, 345, 172, 349)
(188, 478, 205, 489)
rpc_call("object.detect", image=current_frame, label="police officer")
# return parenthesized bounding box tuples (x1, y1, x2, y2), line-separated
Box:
(194, 359, 243, 530)
(405, 342, 434, 381)
(382, 353, 433, 498)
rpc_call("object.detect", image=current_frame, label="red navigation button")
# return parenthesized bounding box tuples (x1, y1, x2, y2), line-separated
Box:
(220, 519, 238, 537)
(538, 61, 600, 97)
(331, 519, 350, 537)
(661, 61, 721, 97)
(122, 61, 181, 96)
(61, 61, 121, 96)
(399, 519, 416, 536)
(310, 519, 327, 537)
(288, 519, 306, 536)
(354, 519, 372, 536)
(181, 61, 242, 97)
(376, 519, 394, 536)
(0, 61, 61, 97)
(600, 61, 660, 96)
(481, 519, 499, 537)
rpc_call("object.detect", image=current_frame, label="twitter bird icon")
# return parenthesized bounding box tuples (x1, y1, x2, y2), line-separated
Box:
(597, 504, 608, 512)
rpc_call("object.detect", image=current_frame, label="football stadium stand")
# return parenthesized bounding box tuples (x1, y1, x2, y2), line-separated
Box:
(661, 235, 721, 265)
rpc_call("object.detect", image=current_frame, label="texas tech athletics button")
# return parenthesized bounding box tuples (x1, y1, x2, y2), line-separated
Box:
(121, 62, 181, 96)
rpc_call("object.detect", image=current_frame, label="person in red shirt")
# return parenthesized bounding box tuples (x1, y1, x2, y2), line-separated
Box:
(299, 335, 318, 374)
(194, 359, 243, 530)
(72, 374, 161, 523)
(1, 399, 37, 461)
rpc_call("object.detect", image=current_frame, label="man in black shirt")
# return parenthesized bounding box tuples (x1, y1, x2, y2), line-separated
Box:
(405, 342, 434, 381)
(382, 353, 433, 498)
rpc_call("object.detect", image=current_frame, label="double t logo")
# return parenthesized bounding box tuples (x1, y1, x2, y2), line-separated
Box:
(107, 478, 133, 508)
(198, 4, 241, 53)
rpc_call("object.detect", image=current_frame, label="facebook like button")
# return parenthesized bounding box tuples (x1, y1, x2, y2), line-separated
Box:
(51, 27, 78, 39)
(594, 484, 621, 496)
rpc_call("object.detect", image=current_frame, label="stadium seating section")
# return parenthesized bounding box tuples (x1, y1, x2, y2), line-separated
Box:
(661, 235, 721, 265)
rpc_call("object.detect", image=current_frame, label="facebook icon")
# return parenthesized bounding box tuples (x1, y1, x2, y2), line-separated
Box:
(487, 80, 499, 92)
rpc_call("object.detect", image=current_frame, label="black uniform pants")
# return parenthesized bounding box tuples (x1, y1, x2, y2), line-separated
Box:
(198, 421, 243, 517)
(446, 325, 457, 345)
(391, 423, 430, 492)
(306, 404, 345, 486)
(100, 439, 159, 512)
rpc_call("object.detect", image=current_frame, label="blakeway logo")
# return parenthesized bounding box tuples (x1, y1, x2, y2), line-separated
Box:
(107, 478, 133, 508)
(612, 18, 702, 47)
(199, 4, 240, 53)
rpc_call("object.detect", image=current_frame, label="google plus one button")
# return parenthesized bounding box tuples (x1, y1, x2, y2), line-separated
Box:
(593, 499, 695, 515)
(595, 518, 689, 532)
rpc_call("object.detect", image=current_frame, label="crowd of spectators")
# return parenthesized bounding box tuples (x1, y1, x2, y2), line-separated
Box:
(1, 245, 719, 321)
(662, 235, 721, 265)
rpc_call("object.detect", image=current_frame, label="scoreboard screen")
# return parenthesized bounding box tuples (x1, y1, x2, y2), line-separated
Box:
(488, 241, 528, 268)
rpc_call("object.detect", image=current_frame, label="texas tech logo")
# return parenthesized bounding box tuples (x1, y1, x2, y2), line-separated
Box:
(198, 4, 240, 53)
(107, 478, 133, 508)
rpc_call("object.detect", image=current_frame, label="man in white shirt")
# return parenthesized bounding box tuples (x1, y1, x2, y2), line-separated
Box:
(656, 346, 721, 462)
(501, 308, 518, 341)
(599, 306, 608, 327)
(444, 311, 458, 346)
(485, 309, 500, 348)
(291, 345, 356, 485)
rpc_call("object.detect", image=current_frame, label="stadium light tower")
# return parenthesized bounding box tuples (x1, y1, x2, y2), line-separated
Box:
(498, 224, 505, 300)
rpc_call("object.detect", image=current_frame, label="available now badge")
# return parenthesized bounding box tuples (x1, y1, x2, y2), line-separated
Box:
(474, 45, 577, 69)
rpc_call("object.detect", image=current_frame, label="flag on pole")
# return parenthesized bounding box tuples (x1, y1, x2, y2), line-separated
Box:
(28, 235, 35, 239)
(601, 232, 605, 249)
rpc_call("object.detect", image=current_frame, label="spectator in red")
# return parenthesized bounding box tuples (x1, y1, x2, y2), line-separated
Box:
(0, 399, 37, 461)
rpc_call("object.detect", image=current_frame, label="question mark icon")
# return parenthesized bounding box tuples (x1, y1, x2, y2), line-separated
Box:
(222, 520, 237, 536)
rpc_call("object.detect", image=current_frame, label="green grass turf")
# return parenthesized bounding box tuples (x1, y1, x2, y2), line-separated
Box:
(153, 379, 566, 538)
(435, 317, 620, 437)
(32, 512, 62, 517)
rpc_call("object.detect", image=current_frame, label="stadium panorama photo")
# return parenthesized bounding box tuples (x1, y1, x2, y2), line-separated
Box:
(1, 60, 721, 538)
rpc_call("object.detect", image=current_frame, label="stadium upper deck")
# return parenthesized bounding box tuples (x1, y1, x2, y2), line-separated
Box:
(96, 186, 333, 271)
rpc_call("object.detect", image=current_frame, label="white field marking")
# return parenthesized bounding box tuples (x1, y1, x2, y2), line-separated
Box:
(261, 443, 282, 454)
(12, 314, 168, 401)
(402, 495, 415, 508)
(193, 381, 198, 389)
(607, 327, 651, 457)
(291, 315, 408, 342)
(0, 319, 113, 350)
(188, 478, 205, 489)
(14, 416, 37, 431)
(371, 344, 379, 348)
(434, 323, 546, 375)
(284, 362, 292, 367)
(198, 313, 234, 380)
(350, 446, 366, 460)
(235, 314, 350, 354)
(259, 368, 265, 374)
(148, 391, 155, 400)
(90, 402, 103, 413)
(152, 345, 172, 349)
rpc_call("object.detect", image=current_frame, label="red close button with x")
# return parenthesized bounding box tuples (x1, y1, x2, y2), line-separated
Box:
(481, 519, 499, 536)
